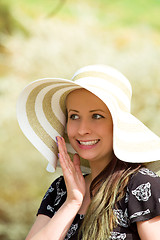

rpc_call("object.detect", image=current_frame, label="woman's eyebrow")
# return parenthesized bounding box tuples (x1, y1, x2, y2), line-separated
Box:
(90, 109, 105, 113)
(68, 109, 79, 113)
(67, 109, 105, 113)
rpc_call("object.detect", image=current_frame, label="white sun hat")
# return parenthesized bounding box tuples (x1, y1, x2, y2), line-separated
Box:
(16, 65, 160, 174)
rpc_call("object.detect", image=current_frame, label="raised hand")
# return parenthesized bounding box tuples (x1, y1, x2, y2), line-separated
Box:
(56, 136, 86, 207)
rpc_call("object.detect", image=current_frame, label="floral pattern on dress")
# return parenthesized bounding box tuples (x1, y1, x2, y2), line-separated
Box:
(54, 178, 66, 206)
(64, 223, 78, 240)
(110, 232, 126, 240)
(130, 209, 150, 220)
(139, 168, 158, 178)
(113, 209, 129, 227)
(43, 185, 54, 200)
(132, 182, 151, 201)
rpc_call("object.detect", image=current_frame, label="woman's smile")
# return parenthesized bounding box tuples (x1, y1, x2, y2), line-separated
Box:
(78, 139, 100, 145)
(76, 139, 100, 149)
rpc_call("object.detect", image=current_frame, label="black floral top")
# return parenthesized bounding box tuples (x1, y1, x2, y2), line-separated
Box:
(37, 168, 160, 240)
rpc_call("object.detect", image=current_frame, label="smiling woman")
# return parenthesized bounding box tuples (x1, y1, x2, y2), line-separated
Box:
(16, 64, 160, 240)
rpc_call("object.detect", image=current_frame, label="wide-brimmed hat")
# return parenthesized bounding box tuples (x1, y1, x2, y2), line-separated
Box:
(17, 65, 160, 174)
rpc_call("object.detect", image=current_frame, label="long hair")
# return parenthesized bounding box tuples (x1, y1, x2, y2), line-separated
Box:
(79, 156, 142, 240)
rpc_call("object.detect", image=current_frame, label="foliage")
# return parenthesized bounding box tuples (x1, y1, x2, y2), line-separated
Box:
(2, 0, 160, 28)
(0, 1, 29, 36)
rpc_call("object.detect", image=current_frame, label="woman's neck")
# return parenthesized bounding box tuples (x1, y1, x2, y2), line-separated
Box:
(89, 156, 113, 181)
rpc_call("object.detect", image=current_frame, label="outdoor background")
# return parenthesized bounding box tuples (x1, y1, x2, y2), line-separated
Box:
(0, 0, 160, 239)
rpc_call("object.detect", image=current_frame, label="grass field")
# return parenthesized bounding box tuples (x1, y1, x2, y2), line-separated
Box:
(0, 0, 160, 239)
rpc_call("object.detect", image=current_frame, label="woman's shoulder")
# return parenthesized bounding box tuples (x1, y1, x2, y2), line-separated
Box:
(134, 168, 159, 178)
(37, 176, 67, 217)
(49, 175, 66, 192)
(42, 175, 66, 201)
(127, 167, 160, 203)
(128, 168, 160, 188)
(123, 168, 160, 224)
(50, 175, 65, 187)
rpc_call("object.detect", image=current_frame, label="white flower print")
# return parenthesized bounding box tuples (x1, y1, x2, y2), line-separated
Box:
(132, 182, 151, 201)
(43, 186, 54, 200)
(125, 187, 129, 203)
(113, 209, 129, 227)
(139, 168, 158, 178)
(79, 214, 85, 220)
(110, 232, 126, 240)
(64, 223, 78, 240)
(54, 179, 66, 206)
(47, 205, 55, 213)
(130, 209, 150, 219)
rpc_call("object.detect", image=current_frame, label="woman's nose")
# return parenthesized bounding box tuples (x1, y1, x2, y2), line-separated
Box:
(78, 119, 92, 135)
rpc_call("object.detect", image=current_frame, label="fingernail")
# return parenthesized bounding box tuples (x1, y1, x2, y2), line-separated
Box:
(58, 153, 60, 158)
(56, 136, 58, 142)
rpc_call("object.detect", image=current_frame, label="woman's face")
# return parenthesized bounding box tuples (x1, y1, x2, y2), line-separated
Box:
(66, 89, 113, 168)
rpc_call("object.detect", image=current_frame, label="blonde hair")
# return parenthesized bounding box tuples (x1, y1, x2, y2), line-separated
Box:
(79, 156, 142, 240)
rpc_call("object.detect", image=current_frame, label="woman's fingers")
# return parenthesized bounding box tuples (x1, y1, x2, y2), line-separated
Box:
(56, 136, 85, 203)
(61, 137, 68, 153)
(57, 136, 67, 154)
(57, 136, 74, 174)
(73, 154, 82, 176)
(57, 137, 83, 177)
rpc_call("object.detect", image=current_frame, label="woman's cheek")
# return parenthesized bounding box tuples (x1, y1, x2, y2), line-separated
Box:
(67, 121, 76, 138)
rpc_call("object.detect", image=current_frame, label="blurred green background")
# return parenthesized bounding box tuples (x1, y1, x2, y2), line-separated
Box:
(0, 0, 160, 239)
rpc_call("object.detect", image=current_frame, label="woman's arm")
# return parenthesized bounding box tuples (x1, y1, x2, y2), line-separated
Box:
(137, 216, 160, 240)
(26, 136, 86, 240)
(25, 215, 50, 240)
(26, 200, 82, 240)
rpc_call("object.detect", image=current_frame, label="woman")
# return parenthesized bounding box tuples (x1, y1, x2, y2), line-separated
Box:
(17, 65, 160, 239)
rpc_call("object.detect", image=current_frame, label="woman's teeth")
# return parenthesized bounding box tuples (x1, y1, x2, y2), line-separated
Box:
(79, 140, 99, 146)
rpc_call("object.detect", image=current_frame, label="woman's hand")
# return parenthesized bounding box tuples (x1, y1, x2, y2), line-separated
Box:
(56, 136, 86, 207)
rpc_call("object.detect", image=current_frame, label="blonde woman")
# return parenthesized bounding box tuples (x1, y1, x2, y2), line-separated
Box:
(17, 65, 160, 240)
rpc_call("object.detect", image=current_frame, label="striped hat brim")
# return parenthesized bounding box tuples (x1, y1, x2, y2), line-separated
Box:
(17, 67, 160, 175)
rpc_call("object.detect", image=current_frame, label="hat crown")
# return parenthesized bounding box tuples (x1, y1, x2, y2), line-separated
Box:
(72, 65, 132, 112)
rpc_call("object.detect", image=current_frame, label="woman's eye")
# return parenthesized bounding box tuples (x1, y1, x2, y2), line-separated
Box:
(92, 114, 104, 119)
(69, 114, 79, 120)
